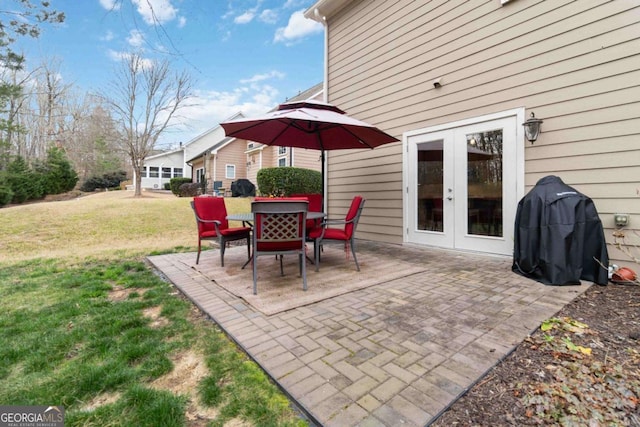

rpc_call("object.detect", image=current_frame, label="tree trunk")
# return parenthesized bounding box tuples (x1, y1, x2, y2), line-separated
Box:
(134, 165, 142, 197)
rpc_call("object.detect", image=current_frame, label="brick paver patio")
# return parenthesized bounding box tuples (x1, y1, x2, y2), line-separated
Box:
(148, 241, 589, 426)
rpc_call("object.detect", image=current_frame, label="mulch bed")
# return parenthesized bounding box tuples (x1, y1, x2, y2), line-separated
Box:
(432, 280, 640, 426)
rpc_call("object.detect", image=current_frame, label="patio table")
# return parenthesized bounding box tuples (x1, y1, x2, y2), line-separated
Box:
(227, 211, 325, 226)
(227, 212, 326, 268)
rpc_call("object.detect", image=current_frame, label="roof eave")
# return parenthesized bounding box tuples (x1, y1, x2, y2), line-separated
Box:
(304, 0, 350, 21)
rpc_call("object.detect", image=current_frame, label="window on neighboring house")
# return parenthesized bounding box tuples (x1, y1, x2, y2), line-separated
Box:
(247, 142, 255, 149)
(162, 167, 171, 178)
(149, 166, 159, 178)
(225, 164, 235, 179)
(173, 168, 183, 178)
(196, 168, 205, 183)
(142, 166, 148, 178)
(278, 146, 287, 155)
(278, 158, 287, 167)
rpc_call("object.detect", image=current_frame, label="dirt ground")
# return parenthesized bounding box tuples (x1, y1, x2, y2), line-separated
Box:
(432, 280, 640, 426)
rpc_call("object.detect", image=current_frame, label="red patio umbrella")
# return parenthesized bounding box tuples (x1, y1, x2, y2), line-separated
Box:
(220, 100, 399, 195)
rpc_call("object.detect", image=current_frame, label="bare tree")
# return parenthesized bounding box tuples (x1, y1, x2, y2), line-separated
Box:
(0, 1, 65, 167)
(1, 57, 72, 166)
(58, 95, 124, 182)
(19, 58, 73, 159)
(101, 52, 192, 197)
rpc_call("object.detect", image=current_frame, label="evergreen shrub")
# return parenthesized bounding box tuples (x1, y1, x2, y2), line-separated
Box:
(0, 182, 13, 207)
(169, 177, 192, 196)
(40, 147, 79, 194)
(6, 157, 44, 203)
(256, 167, 321, 196)
(80, 171, 127, 192)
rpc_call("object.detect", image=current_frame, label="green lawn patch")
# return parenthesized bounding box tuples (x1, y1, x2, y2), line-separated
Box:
(0, 257, 307, 427)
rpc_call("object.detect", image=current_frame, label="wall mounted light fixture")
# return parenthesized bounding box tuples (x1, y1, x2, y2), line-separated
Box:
(522, 112, 543, 143)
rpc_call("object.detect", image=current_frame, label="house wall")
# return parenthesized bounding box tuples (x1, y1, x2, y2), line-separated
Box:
(246, 145, 263, 189)
(291, 147, 322, 171)
(141, 150, 186, 189)
(212, 139, 248, 191)
(320, 0, 640, 265)
(191, 158, 204, 184)
(260, 147, 276, 194)
(244, 145, 321, 195)
(183, 125, 230, 169)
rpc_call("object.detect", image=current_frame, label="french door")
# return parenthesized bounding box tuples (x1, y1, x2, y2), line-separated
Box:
(405, 111, 522, 255)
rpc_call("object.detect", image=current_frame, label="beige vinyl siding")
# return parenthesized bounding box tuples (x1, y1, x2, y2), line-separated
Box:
(246, 147, 261, 186)
(214, 141, 247, 190)
(291, 147, 322, 171)
(191, 159, 204, 180)
(262, 147, 275, 169)
(321, 0, 640, 264)
(270, 146, 291, 167)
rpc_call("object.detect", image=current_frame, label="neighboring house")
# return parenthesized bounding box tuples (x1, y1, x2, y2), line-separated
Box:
(139, 112, 247, 192)
(140, 147, 187, 190)
(305, 0, 640, 266)
(184, 111, 247, 194)
(187, 134, 247, 195)
(187, 84, 324, 194)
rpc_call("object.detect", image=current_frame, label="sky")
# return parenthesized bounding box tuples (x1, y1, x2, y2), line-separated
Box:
(14, 0, 325, 148)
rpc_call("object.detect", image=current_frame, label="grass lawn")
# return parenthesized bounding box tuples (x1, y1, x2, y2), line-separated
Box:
(0, 191, 307, 427)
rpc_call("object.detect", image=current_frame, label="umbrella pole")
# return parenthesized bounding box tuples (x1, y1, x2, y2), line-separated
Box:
(321, 149, 326, 211)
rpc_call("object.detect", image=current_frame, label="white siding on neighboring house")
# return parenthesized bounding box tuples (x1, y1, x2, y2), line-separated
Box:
(141, 149, 187, 189)
(308, 0, 640, 265)
(183, 121, 236, 168)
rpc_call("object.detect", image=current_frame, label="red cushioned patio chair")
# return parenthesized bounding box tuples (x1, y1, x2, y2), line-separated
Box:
(191, 196, 251, 266)
(251, 200, 308, 295)
(309, 196, 365, 272)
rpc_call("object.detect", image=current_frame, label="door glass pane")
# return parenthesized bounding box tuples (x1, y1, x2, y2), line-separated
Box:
(417, 140, 444, 231)
(466, 130, 502, 237)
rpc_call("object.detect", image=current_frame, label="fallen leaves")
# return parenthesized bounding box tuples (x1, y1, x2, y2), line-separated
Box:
(432, 281, 640, 427)
(520, 316, 640, 425)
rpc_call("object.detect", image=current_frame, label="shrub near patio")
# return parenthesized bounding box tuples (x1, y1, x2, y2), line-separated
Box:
(256, 167, 321, 196)
(0, 191, 306, 427)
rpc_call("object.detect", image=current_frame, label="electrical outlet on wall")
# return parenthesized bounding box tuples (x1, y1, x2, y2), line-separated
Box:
(614, 213, 629, 227)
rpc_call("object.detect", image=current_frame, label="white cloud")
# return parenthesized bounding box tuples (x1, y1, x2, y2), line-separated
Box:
(259, 9, 277, 24)
(99, 0, 120, 11)
(127, 30, 145, 48)
(234, 11, 255, 24)
(274, 10, 323, 44)
(283, 0, 305, 9)
(107, 49, 127, 62)
(240, 70, 285, 84)
(132, 0, 178, 25)
(177, 16, 187, 28)
(106, 49, 154, 70)
(100, 30, 115, 41)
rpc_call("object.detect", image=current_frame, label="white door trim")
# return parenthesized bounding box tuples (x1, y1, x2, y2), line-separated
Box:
(402, 108, 526, 254)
